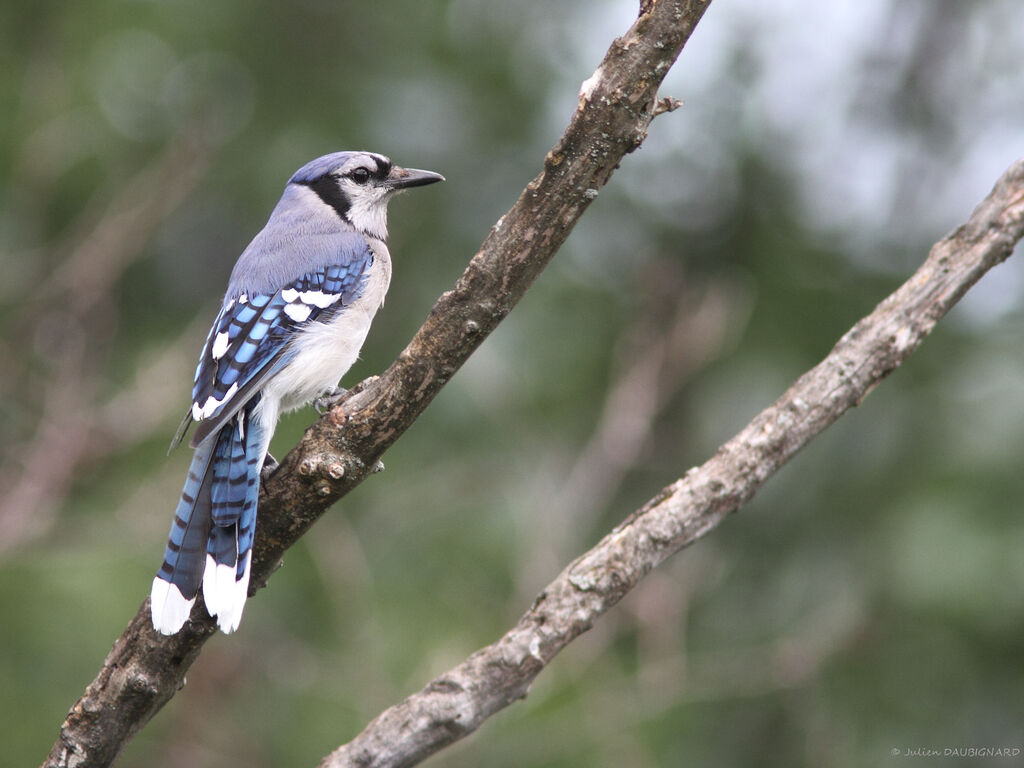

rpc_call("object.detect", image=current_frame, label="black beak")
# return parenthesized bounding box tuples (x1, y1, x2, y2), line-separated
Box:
(387, 166, 445, 190)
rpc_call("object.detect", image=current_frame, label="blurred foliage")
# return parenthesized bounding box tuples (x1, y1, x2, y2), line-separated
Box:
(1, 0, 1023, 766)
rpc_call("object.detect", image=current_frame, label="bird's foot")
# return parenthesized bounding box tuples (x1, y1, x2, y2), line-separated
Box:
(260, 453, 279, 483)
(314, 387, 349, 415)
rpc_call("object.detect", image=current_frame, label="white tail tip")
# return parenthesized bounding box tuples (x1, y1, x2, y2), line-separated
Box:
(202, 552, 252, 634)
(150, 578, 196, 635)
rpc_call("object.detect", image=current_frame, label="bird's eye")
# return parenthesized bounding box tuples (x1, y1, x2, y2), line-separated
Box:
(351, 167, 371, 184)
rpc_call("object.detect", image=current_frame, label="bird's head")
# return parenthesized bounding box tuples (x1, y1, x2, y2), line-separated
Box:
(289, 151, 444, 240)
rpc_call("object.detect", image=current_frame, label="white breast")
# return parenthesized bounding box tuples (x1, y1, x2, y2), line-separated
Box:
(256, 243, 392, 427)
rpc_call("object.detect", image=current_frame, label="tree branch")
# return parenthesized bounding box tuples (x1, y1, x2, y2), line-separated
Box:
(44, 2, 712, 766)
(316, 160, 1024, 768)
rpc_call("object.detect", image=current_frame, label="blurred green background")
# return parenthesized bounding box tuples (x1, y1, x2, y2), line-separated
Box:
(2, 1, 1023, 766)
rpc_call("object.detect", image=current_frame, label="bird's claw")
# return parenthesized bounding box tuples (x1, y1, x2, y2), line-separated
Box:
(260, 453, 279, 483)
(314, 387, 349, 415)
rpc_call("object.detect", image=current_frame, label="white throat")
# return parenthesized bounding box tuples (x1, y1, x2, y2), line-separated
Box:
(341, 179, 391, 240)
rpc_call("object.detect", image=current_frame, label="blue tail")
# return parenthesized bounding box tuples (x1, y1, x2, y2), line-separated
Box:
(151, 404, 266, 635)
(202, 404, 264, 632)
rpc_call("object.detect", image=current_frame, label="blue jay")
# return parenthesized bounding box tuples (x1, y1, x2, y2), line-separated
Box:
(151, 151, 444, 635)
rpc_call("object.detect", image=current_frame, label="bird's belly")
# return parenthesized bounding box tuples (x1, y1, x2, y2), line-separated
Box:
(265, 305, 378, 414)
(260, 243, 391, 418)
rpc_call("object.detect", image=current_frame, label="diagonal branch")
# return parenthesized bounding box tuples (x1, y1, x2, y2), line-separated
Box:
(43, 2, 712, 766)
(316, 159, 1024, 768)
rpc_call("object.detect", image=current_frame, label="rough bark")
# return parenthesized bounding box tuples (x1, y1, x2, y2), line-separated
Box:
(43, 2, 713, 766)
(315, 158, 1024, 768)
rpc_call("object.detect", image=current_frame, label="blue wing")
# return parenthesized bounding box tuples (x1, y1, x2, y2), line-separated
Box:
(177, 248, 373, 449)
